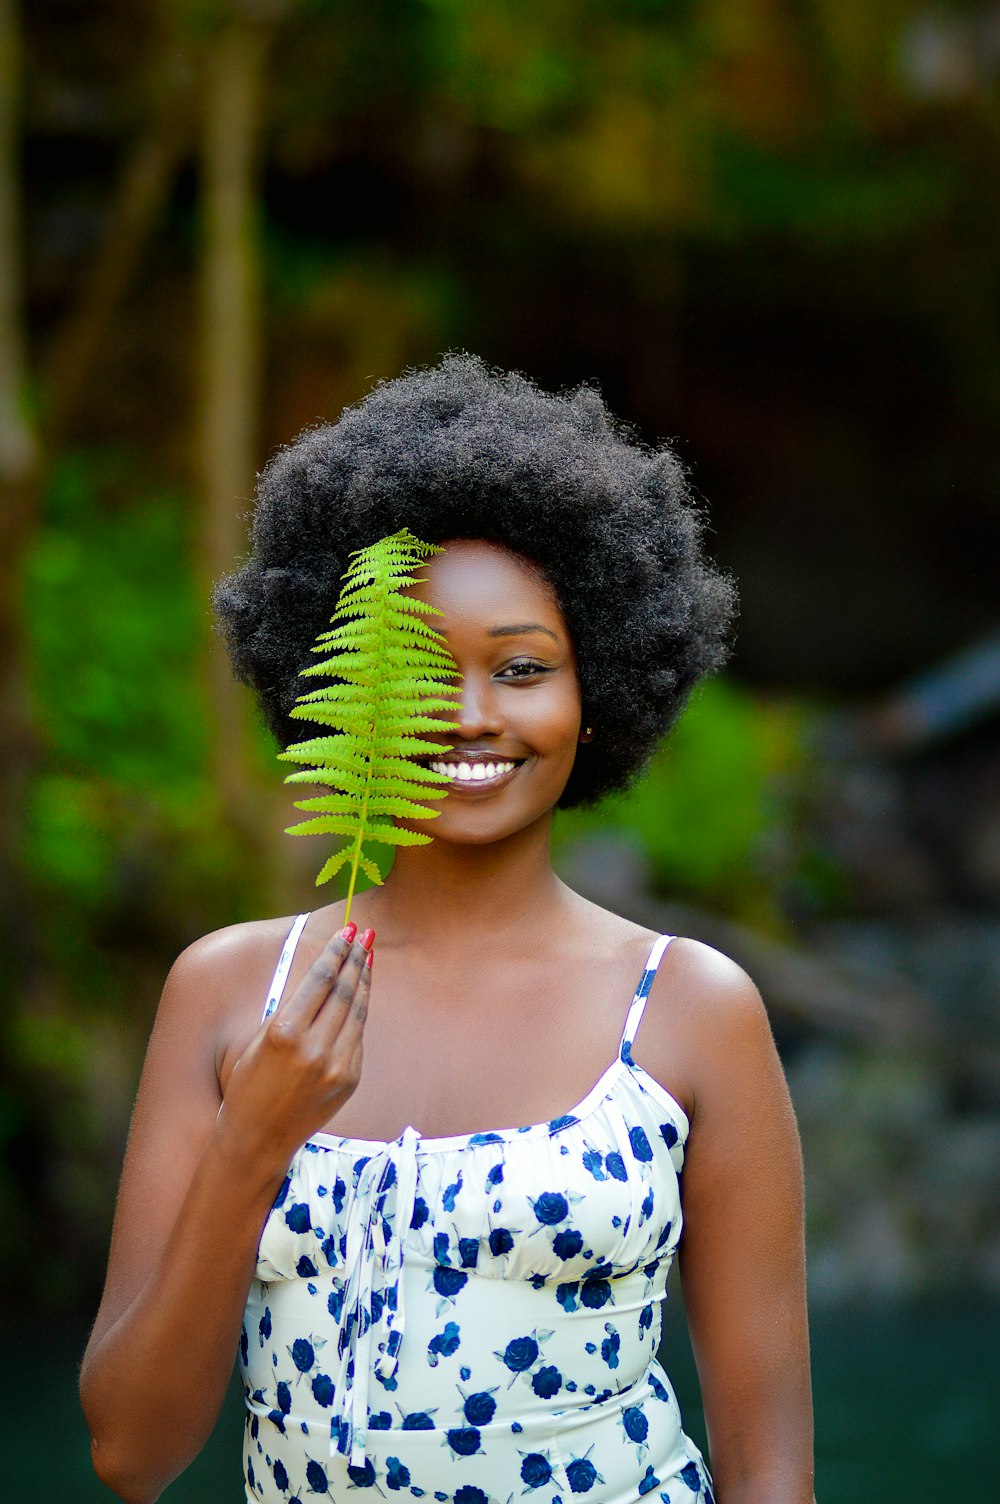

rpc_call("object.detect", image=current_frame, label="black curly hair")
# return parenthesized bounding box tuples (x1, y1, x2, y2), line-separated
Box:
(213, 354, 736, 808)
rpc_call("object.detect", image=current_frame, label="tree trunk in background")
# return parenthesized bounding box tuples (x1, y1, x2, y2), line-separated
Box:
(0, 0, 39, 984)
(43, 48, 193, 452)
(197, 15, 271, 843)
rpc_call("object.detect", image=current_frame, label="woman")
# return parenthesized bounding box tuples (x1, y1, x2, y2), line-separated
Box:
(80, 356, 814, 1504)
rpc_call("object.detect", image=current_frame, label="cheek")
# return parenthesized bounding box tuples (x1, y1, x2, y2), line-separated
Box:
(527, 686, 582, 752)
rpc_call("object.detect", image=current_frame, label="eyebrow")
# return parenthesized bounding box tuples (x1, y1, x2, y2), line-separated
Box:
(488, 623, 560, 643)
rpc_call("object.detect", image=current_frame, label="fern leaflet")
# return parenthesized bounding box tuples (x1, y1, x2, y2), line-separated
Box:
(278, 529, 460, 917)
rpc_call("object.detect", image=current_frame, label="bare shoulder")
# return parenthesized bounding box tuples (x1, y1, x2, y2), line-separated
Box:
(152, 914, 302, 1048)
(636, 935, 778, 1122)
(656, 935, 767, 1027)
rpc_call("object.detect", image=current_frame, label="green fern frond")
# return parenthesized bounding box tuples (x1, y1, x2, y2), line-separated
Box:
(278, 529, 461, 917)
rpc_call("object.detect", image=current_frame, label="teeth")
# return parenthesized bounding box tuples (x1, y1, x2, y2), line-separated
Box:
(429, 759, 516, 782)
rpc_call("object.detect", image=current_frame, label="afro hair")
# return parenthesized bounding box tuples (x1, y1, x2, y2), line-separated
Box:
(213, 354, 736, 808)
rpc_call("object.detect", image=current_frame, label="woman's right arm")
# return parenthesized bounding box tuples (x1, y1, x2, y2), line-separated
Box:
(79, 920, 374, 1504)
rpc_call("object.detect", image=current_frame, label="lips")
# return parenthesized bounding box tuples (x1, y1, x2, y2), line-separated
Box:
(425, 749, 525, 791)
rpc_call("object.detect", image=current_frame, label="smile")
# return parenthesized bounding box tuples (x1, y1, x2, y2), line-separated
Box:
(429, 758, 521, 789)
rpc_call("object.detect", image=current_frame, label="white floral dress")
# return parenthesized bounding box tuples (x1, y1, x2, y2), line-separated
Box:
(240, 916, 714, 1504)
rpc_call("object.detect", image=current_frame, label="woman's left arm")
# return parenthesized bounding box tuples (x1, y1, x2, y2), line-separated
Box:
(662, 942, 815, 1504)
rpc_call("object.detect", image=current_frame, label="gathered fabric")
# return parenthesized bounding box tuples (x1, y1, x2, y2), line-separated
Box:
(240, 917, 715, 1504)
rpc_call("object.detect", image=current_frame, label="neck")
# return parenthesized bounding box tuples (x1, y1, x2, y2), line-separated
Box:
(360, 815, 568, 946)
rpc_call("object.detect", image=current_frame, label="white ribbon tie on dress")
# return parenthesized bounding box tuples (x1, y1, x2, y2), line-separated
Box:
(330, 1125, 420, 1469)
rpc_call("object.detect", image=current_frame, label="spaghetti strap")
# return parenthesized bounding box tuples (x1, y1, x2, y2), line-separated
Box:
(619, 934, 675, 1063)
(261, 913, 310, 1022)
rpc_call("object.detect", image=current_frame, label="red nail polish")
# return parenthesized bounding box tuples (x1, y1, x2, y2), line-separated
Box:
(359, 927, 375, 950)
(340, 922, 357, 942)
(365, 949, 374, 969)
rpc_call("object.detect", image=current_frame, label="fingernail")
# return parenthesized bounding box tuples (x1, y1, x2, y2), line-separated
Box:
(365, 949, 374, 969)
(340, 922, 357, 942)
(359, 927, 375, 950)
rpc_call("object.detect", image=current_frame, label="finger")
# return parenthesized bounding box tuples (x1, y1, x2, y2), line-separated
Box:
(269, 926, 357, 1031)
(316, 936, 373, 1051)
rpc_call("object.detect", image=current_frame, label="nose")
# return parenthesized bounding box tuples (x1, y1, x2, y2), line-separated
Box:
(455, 670, 503, 740)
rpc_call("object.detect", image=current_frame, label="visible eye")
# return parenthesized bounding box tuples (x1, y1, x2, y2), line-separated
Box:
(495, 658, 551, 680)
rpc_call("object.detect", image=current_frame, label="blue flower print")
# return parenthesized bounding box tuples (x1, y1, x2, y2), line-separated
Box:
(548, 1114, 579, 1131)
(410, 1196, 430, 1230)
(433, 1232, 451, 1265)
(601, 1324, 620, 1368)
(639, 1303, 654, 1336)
(347, 1455, 377, 1487)
(369, 1411, 392, 1429)
(442, 1175, 463, 1212)
(500, 1335, 539, 1372)
(446, 1427, 482, 1456)
(648, 1370, 670, 1403)
(401, 1411, 436, 1430)
(640, 1189, 654, 1223)
(531, 1191, 569, 1225)
(305, 1458, 329, 1493)
(385, 1456, 411, 1491)
(520, 1453, 553, 1489)
(605, 1152, 627, 1182)
(579, 1279, 613, 1310)
(291, 1338, 316, 1373)
(427, 1321, 461, 1366)
(273, 1174, 291, 1209)
(680, 1462, 702, 1493)
(454, 1489, 489, 1504)
(531, 1365, 562, 1399)
(463, 1390, 497, 1425)
(327, 1287, 344, 1322)
(320, 1234, 338, 1267)
(552, 1228, 583, 1260)
(458, 1237, 479, 1269)
(273, 1458, 289, 1491)
(240, 1325, 249, 1365)
(433, 1265, 468, 1300)
(565, 1452, 603, 1494)
(638, 1465, 660, 1495)
(582, 1148, 605, 1181)
(311, 1373, 333, 1407)
(655, 1220, 674, 1252)
(259, 1307, 272, 1345)
(489, 1226, 515, 1257)
(659, 1120, 679, 1149)
(623, 1406, 649, 1444)
(486, 1162, 504, 1188)
(555, 1281, 578, 1312)
(285, 1202, 312, 1234)
(276, 1381, 292, 1414)
(460, 1365, 471, 1380)
(629, 1125, 653, 1162)
(297, 1256, 318, 1278)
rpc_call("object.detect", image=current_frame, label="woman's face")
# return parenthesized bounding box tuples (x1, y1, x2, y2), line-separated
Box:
(408, 538, 585, 847)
